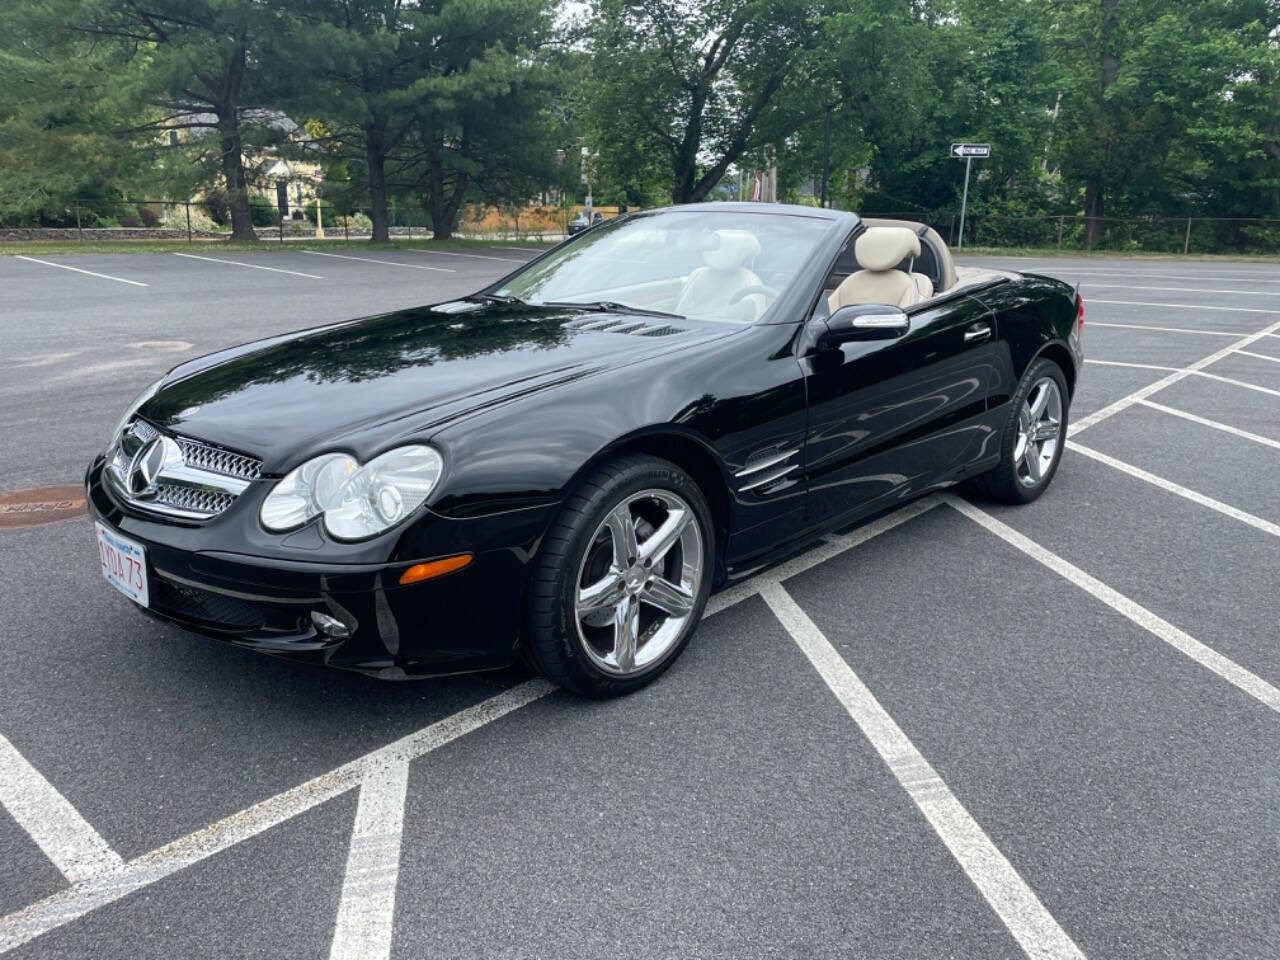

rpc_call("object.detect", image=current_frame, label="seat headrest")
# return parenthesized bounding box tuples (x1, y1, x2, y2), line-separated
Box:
(703, 229, 761, 271)
(854, 227, 920, 272)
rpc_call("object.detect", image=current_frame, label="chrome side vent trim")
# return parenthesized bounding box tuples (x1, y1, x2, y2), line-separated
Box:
(735, 448, 801, 493)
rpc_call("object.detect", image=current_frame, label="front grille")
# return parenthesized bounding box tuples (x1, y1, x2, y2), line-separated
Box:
(151, 578, 266, 630)
(175, 438, 262, 481)
(105, 419, 261, 521)
(154, 484, 236, 516)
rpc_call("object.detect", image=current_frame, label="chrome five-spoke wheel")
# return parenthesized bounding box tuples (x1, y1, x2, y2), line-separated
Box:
(574, 489, 703, 677)
(1013, 377, 1063, 487)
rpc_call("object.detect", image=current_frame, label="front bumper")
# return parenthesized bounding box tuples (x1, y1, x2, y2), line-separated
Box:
(86, 457, 556, 677)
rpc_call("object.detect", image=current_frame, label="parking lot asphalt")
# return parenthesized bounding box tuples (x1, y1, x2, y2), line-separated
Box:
(1, 248, 1278, 959)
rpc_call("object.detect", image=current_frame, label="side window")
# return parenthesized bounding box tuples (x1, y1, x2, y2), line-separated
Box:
(822, 231, 860, 293)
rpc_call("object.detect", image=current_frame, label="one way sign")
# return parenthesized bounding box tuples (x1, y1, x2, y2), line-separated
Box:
(951, 143, 991, 158)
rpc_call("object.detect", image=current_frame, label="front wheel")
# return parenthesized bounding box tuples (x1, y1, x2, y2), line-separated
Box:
(525, 454, 714, 697)
(967, 358, 1069, 504)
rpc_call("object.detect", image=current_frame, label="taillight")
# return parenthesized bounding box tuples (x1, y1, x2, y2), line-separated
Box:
(1075, 294, 1085, 339)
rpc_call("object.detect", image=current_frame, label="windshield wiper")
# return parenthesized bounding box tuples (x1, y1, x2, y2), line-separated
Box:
(475, 293, 527, 305)
(545, 300, 685, 321)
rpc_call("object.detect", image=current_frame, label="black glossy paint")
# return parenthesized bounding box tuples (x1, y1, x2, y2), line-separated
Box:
(88, 204, 1080, 677)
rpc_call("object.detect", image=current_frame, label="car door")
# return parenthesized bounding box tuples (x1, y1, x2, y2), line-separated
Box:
(801, 290, 1002, 525)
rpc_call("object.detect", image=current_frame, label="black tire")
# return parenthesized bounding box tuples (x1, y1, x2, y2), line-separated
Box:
(967, 357, 1070, 504)
(525, 453, 715, 697)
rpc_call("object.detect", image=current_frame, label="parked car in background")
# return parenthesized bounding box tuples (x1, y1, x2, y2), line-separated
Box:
(568, 211, 605, 235)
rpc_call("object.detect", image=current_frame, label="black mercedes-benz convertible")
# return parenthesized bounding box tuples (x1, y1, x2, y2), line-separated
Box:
(89, 203, 1083, 696)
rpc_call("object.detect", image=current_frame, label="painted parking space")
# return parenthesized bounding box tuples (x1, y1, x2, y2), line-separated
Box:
(393, 599, 1027, 959)
(1153, 375, 1280, 444)
(783, 505, 1280, 960)
(980, 456, 1280, 689)
(1075, 403, 1280, 524)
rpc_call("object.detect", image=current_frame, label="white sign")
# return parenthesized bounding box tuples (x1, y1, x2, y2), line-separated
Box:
(951, 143, 991, 159)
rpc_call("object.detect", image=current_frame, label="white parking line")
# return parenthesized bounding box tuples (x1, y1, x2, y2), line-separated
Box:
(1084, 359, 1180, 372)
(0, 734, 122, 884)
(173, 252, 323, 279)
(1082, 284, 1280, 297)
(760, 583, 1086, 960)
(1070, 318, 1280, 435)
(1066, 441, 1280, 537)
(1083, 358, 1280, 398)
(1235, 349, 1280, 364)
(329, 760, 410, 960)
(1088, 322, 1241, 337)
(493, 246, 547, 253)
(300, 250, 455, 273)
(1191, 369, 1280, 399)
(408, 249, 525, 264)
(948, 496, 1280, 715)
(1138, 400, 1280, 451)
(1089, 299, 1279, 315)
(14, 256, 148, 287)
(0, 680, 553, 954)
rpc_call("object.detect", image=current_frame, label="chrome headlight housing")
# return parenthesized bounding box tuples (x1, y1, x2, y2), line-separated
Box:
(260, 445, 444, 541)
(109, 377, 165, 446)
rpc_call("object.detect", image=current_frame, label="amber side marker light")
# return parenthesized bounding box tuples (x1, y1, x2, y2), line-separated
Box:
(399, 553, 473, 585)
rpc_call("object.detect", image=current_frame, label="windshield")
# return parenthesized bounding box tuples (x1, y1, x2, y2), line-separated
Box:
(494, 210, 831, 324)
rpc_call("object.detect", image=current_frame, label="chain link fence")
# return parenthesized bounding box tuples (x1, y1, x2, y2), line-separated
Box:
(863, 211, 1280, 256)
(2, 198, 1277, 254)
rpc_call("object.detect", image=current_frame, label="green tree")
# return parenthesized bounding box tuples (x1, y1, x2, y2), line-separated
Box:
(588, 0, 831, 204)
(0, 2, 142, 220)
(72, 0, 284, 241)
(1050, 0, 1273, 245)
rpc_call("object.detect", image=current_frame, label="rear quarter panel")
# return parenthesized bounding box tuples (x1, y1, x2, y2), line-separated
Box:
(967, 276, 1080, 408)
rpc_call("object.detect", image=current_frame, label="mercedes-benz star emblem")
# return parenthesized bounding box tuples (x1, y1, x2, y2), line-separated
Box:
(128, 436, 177, 497)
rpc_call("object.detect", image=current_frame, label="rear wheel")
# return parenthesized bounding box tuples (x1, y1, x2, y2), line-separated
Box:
(525, 454, 714, 697)
(967, 358, 1069, 504)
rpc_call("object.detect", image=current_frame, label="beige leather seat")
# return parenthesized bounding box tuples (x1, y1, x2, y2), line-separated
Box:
(676, 229, 766, 322)
(828, 227, 934, 311)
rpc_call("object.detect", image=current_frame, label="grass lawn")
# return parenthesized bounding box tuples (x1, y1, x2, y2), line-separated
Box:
(0, 236, 557, 257)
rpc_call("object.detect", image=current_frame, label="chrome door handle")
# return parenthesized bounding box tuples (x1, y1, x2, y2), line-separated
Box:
(964, 322, 992, 343)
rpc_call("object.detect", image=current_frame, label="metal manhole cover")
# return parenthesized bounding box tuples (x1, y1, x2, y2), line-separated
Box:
(0, 485, 86, 529)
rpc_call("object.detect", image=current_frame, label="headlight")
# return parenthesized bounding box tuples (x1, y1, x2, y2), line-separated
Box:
(109, 377, 164, 446)
(260, 445, 443, 541)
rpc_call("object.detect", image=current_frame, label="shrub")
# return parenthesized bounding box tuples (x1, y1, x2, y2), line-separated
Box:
(249, 195, 280, 226)
(138, 204, 164, 228)
(198, 187, 230, 225)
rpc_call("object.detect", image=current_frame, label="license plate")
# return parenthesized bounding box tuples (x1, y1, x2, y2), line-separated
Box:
(95, 522, 149, 608)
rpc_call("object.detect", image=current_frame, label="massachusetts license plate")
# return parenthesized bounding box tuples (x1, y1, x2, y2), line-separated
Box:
(95, 522, 149, 608)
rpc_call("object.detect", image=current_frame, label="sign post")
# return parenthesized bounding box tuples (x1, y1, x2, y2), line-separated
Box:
(950, 143, 990, 249)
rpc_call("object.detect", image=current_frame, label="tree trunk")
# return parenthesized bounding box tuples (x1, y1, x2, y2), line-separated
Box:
(425, 136, 471, 240)
(217, 109, 256, 243)
(1084, 179, 1104, 249)
(215, 44, 255, 242)
(365, 125, 391, 243)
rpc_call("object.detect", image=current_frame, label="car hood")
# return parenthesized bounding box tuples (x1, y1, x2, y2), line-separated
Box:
(139, 302, 728, 472)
